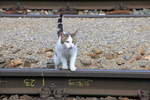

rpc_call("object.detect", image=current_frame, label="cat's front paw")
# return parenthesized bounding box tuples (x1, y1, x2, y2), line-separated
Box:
(70, 66, 77, 71)
(61, 67, 69, 70)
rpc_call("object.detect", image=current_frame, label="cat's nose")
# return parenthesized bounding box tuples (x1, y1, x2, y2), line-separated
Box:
(69, 47, 73, 49)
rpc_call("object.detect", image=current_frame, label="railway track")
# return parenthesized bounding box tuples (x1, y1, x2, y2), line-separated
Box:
(0, 68, 150, 100)
(0, 1, 150, 100)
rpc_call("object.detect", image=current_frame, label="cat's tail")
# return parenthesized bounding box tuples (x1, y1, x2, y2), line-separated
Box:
(57, 14, 63, 37)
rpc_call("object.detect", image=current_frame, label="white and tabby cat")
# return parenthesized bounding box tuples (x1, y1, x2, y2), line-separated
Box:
(54, 14, 78, 71)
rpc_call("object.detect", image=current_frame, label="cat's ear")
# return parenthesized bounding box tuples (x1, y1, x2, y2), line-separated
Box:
(71, 30, 78, 37)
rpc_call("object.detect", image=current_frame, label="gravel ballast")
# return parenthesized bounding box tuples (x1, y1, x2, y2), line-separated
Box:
(0, 95, 138, 100)
(0, 17, 150, 70)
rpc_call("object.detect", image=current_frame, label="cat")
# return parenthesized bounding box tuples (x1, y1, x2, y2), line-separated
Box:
(54, 14, 78, 71)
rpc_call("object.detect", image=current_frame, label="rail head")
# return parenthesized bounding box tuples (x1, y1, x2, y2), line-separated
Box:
(0, 68, 150, 79)
(0, 14, 150, 18)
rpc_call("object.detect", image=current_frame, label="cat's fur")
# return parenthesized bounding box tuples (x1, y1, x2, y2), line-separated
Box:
(54, 14, 78, 71)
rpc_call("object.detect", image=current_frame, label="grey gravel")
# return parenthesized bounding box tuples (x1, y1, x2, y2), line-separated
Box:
(80, 58, 92, 66)
(0, 18, 150, 70)
(8, 95, 19, 100)
(0, 58, 5, 64)
(0, 95, 138, 100)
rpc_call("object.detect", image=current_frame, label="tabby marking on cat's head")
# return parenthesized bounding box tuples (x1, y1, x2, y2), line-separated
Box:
(60, 31, 77, 49)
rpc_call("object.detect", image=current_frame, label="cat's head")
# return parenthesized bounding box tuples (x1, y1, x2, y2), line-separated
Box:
(60, 31, 77, 49)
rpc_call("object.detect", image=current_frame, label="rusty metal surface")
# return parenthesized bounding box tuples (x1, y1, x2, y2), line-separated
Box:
(0, 0, 150, 9)
(0, 68, 150, 96)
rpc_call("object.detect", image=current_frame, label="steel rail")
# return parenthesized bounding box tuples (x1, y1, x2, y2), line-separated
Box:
(0, 68, 150, 78)
(0, 68, 150, 97)
(0, 14, 150, 18)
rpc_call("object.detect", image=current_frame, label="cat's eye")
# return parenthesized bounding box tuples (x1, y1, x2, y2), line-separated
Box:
(66, 41, 69, 43)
